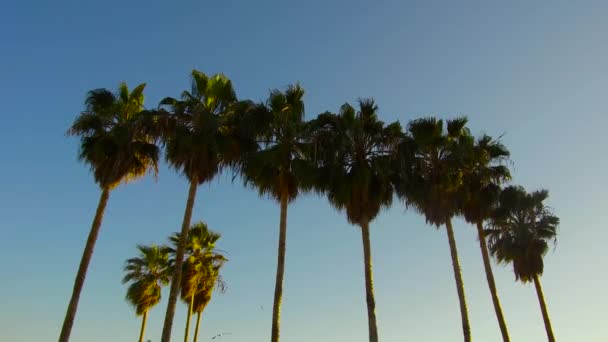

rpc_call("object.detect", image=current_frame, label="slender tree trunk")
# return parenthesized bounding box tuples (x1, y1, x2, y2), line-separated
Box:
(271, 191, 288, 342)
(161, 179, 198, 342)
(138, 311, 148, 342)
(360, 220, 379, 342)
(533, 275, 555, 342)
(58, 188, 110, 342)
(476, 221, 510, 341)
(193, 311, 202, 342)
(445, 219, 471, 342)
(184, 296, 194, 342)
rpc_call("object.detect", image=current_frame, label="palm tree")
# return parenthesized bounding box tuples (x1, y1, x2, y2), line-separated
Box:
(460, 135, 512, 341)
(123, 244, 172, 342)
(60, 83, 159, 342)
(169, 222, 226, 342)
(394, 117, 473, 342)
(308, 100, 402, 342)
(485, 186, 559, 342)
(240, 84, 308, 342)
(190, 254, 227, 342)
(158, 70, 249, 342)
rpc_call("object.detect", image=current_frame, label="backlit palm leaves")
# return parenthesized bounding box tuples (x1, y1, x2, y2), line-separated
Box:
(460, 135, 512, 341)
(60, 83, 159, 342)
(170, 222, 227, 342)
(63, 71, 564, 342)
(158, 71, 243, 342)
(309, 100, 402, 342)
(123, 245, 172, 342)
(396, 117, 474, 342)
(240, 84, 309, 342)
(486, 186, 559, 342)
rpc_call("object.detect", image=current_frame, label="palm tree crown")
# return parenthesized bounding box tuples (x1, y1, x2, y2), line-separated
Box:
(159, 70, 242, 184)
(68, 82, 160, 189)
(123, 244, 172, 316)
(398, 117, 472, 226)
(168, 222, 226, 304)
(460, 134, 511, 224)
(486, 186, 559, 282)
(310, 99, 402, 225)
(241, 84, 309, 202)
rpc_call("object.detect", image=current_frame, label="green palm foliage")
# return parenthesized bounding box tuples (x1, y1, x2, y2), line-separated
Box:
(486, 186, 559, 342)
(240, 84, 308, 342)
(395, 117, 473, 342)
(309, 100, 402, 342)
(157, 70, 248, 342)
(60, 83, 159, 342)
(123, 244, 172, 342)
(169, 222, 227, 342)
(188, 254, 227, 342)
(460, 135, 512, 341)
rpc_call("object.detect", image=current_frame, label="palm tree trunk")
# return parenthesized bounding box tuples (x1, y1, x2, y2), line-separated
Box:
(58, 188, 110, 342)
(533, 275, 555, 342)
(193, 311, 202, 342)
(476, 221, 510, 341)
(445, 219, 471, 342)
(138, 311, 148, 342)
(161, 179, 198, 342)
(271, 191, 289, 342)
(360, 220, 379, 342)
(184, 296, 194, 342)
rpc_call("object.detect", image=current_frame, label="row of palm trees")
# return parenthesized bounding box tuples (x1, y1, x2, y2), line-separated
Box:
(122, 222, 226, 342)
(59, 69, 560, 342)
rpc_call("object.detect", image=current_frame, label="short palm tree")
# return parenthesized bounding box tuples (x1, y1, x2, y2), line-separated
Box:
(123, 244, 172, 342)
(61, 83, 159, 342)
(169, 222, 226, 342)
(460, 135, 512, 341)
(485, 186, 559, 342)
(395, 117, 473, 342)
(189, 254, 227, 342)
(158, 70, 248, 342)
(240, 84, 308, 342)
(309, 100, 402, 342)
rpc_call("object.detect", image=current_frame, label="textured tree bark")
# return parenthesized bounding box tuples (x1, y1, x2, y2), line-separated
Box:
(476, 221, 510, 341)
(58, 188, 110, 342)
(138, 311, 148, 342)
(360, 220, 378, 342)
(193, 311, 202, 342)
(445, 219, 472, 342)
(184, 297, 194, 342)
(161, 180, 198, 342)
(271, 191, 288, 342)
(533, 275, 556, 342)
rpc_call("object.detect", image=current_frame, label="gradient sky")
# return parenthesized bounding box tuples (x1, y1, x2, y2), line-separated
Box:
(1, 1, 607, 341)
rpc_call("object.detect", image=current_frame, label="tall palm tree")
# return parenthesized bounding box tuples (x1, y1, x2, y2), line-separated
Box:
(123, 244, 172, 342)
(60, 83, 159, 342)
(309, 100, 402, 342)
(158, 70, 250, 342)
(169, 222, 226, 342)
(460, 135, 512, 341)
(485, 186, 559, 342)
(394, 117, 473, 342)
(240, 84, 308, 342)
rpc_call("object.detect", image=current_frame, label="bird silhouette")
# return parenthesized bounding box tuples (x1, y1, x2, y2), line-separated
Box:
(211, 332, 232, 339)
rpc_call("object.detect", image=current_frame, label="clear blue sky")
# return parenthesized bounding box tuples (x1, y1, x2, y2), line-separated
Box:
(1, 1, 606, 341)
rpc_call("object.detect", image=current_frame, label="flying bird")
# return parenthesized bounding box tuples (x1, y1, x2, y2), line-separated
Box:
(211, 332, 232, 339)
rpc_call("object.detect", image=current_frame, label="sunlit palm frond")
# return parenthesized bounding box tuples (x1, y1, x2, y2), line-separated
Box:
(68, 83, 159, 189)
(123, 244, 172, 316)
